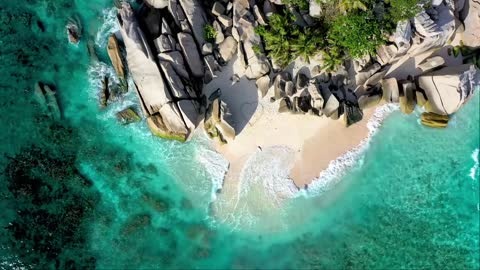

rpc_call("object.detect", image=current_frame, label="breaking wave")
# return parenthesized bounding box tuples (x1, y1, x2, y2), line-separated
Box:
(470, 148, 479, 180)
(304, 104, 399, 196)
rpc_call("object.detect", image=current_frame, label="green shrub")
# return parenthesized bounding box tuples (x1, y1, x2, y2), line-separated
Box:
(385, 0, 421, 24)
(204, 24, 216, 43)
(328, 11, 385, 58)
(283, 0, 309, 10)
(256, 13, 324, 67)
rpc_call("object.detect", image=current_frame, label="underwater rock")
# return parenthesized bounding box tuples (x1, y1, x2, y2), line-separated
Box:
(34, 82, 61, 120)
(100, 76, 110, 108)
(116, 107, 141, 125)
(66, 17, 81, 44)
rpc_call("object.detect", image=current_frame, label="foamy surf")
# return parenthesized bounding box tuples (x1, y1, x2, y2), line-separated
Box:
(470, 148, 479, 180)
(95, 7, 119, 48)
(304, 104, 399, 196)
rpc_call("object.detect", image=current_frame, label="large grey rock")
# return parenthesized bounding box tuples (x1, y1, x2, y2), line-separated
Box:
(234, 5, 270, 79)
(107, 34, 126, 81)
(295, 72, 309, 90)
(212, 2, 225, 16)
(285, 81, 296, 96)
(256, 75, 270, 98)
(154, 35, 173, 53)
(204, 97, 235, 143)
(202, 43, 213, 55)
(394, 20, 412, 53)
(399, 81, 416, 114)
(418, 65, 479, 115)
(218, 36, 237, 62)
(145, 0, 168, 9)
(158, 51, 190, 79)
(213, 20, 225, 44)
(356, 63, 381, 86)
(323, 94, 340, 117)
(218, 14, 233, 27)
(253, 5, 267, 26)
(460, 0, 480, 47)
(309, 0, 322, 18)
(278, 97, 293, 113)
(119, 3, 189, 141)
(307, 82, 324, 115)
(263, 0, 276, 17)
(273, 72, 292, 99)
(358, 94, 381, 110)
(178, 32, 205, 77)
(376, 44, 398, 66)
(343, 104, 363, 127)
(381, 78, 400, 103)
(417, 56, 445, 72)
(178, 0, 208, 47)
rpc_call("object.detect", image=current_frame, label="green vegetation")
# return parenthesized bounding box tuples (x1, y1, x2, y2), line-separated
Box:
(256, 0, 421, 71)
(256, 13, 325, 67)
(338, 0, 368, 12)
(328, 11, 384, 58)
(203, 23, 217, 43)
(283, 0, 309, 10)
(386, 0, 422, 23)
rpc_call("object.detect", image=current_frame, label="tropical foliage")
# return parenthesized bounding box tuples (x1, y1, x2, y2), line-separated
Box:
(203, 24, 216, 43)
(328, 11, 384, 58)
(256, 13, 325, 67)
(255, 0, 421, 71)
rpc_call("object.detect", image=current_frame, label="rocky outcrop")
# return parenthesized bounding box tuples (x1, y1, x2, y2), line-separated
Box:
(460, 0, 480, 48)
(381, 78, 400, 103)
(232, 0, 270, 79)
(118, 3, 200, 142)
(116, 107, 142, 125)
(218, 36, 237, 62)
(145, 0, 168, 9)
(256, 75, 270, 98)
(399, 81, 416, 114)
(420, 112, 449, 128)
(417, 56, 445, 72)
(417, 64, 479, 115)
(343, 104, 363, 127)
(204, 96, 235, 143)
(178, 32, 205, 78)
(66, 17, 81, 44)
(107, 34, 126, 82)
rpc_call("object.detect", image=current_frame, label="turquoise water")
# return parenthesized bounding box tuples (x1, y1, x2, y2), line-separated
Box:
(0, 0, 478, 269)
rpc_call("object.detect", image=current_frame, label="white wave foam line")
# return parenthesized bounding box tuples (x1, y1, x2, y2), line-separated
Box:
(304, 104, 399, 196)
(195, 142, 230, 201)
(238, 146, 299, 203)
(470, 148, 479, 180)
(95, 7, 119, 48)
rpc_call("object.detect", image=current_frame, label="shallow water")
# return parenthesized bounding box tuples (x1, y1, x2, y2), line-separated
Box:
(0, 0, 478, 269)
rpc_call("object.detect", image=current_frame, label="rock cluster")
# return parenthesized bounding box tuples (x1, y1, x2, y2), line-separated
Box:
(117, 2, 217, 142)
(204, 92, 236, 143)
(345, 1, 479, 128)
(272, 70, 363, 127)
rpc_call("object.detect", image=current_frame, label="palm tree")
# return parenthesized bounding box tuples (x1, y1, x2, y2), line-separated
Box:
(291, 29, 323, 63)
(321, 47, 344, 72)
(338, 0, 367, 13)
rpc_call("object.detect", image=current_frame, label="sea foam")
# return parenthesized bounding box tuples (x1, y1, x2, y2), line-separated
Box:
(95, 7, 119, 48)
(470, 148, 479, 180)
(304, 104, 399, 196)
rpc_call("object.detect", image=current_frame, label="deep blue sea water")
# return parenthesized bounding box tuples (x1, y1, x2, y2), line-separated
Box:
(0, 0, 478, 269)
